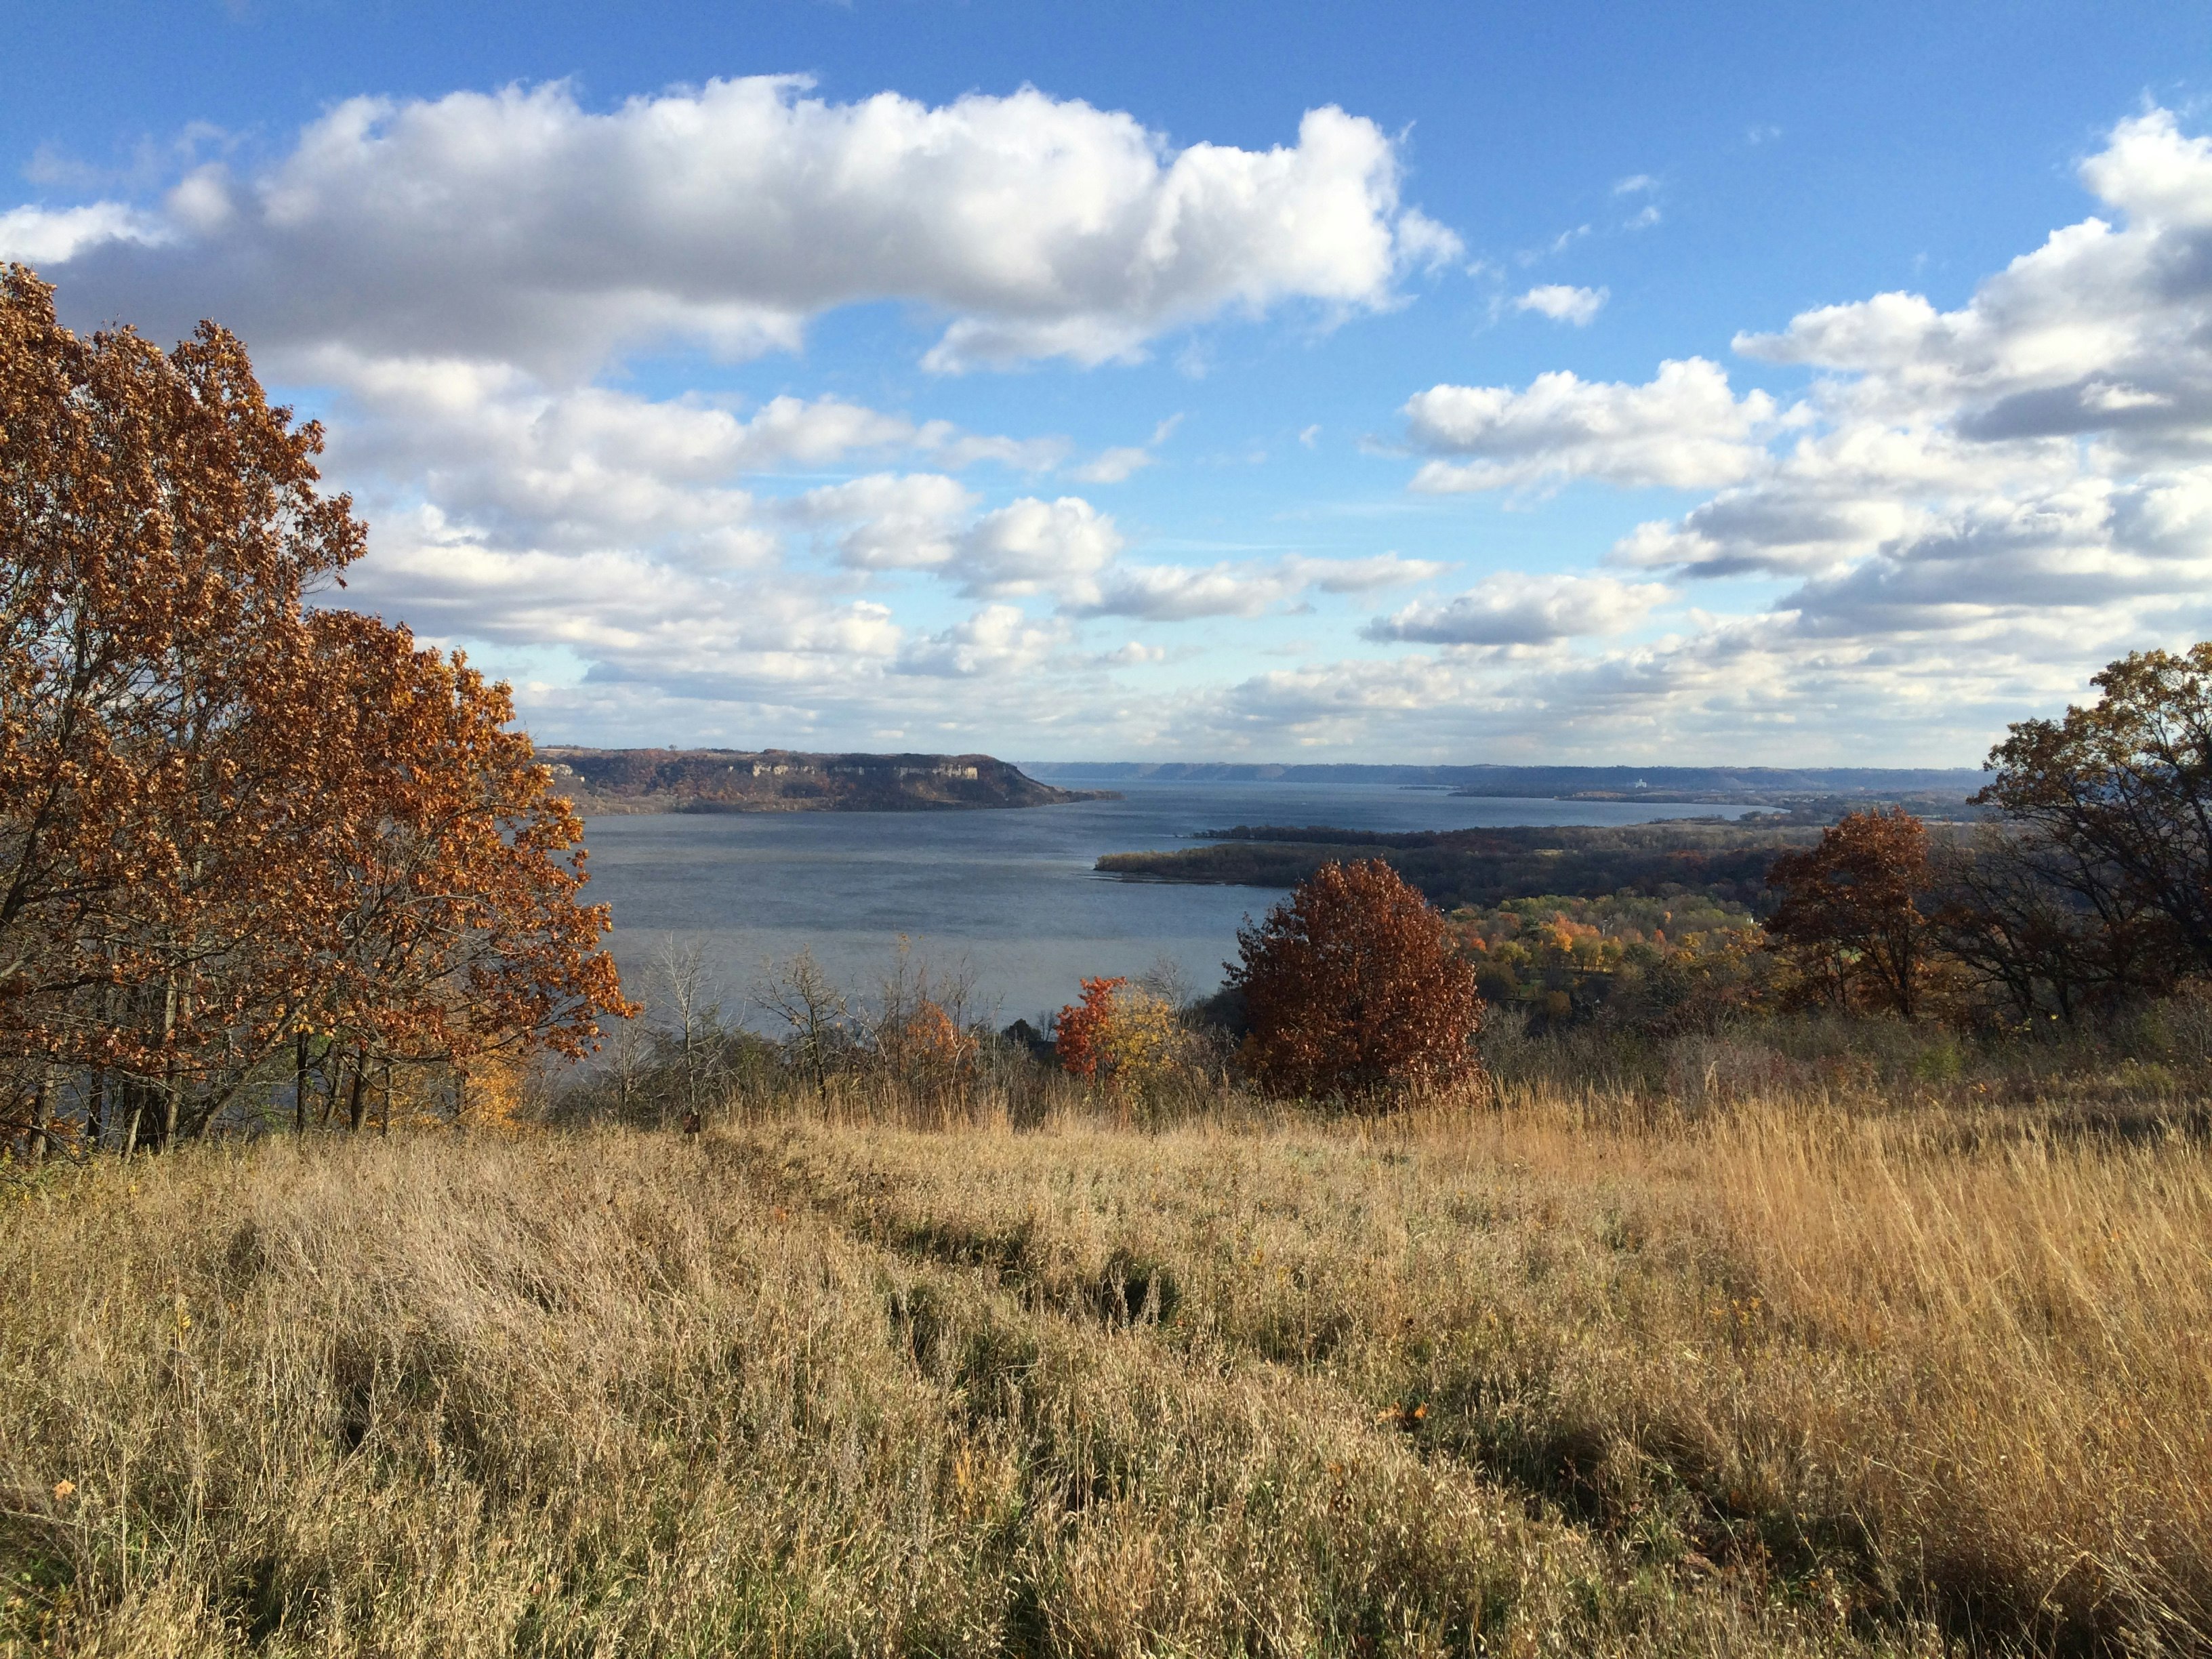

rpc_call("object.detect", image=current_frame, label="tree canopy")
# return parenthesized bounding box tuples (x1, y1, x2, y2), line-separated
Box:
(0, 266, 630, 1149)
(1979, 645, 2212, 977)
(1227, 858, 1483, 1103)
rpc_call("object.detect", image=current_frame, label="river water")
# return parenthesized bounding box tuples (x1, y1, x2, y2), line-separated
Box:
(579, 780, 1743, 1029)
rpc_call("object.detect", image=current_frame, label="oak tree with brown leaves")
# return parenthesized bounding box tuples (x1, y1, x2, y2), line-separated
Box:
(1977, 645, 2212, 979)
(1226, 858, 1483, 1104)
(1763, 807, 1933, 1020)
(0, 266, 630, 1151)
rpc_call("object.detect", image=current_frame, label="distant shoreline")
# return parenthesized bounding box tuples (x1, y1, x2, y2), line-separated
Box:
(541, 746, 1116, 814)
(1021, 760, 1986, 806)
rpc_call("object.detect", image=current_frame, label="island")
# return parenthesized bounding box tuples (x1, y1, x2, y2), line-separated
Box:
(1095, 820, 1826, 910)
(539, 747, 1116, 814)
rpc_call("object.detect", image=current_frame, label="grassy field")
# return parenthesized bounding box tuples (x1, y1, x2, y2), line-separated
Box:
(2, 1073, 2207, 1655)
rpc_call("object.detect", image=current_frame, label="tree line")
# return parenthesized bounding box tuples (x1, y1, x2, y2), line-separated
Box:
(1, 266, 630, 1158)
(1766, 646, 2212, 1027)
(1057, 651, 2212, 1106)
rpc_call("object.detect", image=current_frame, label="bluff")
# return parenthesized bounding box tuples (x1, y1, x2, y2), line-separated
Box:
(538, 747, 1112, 814)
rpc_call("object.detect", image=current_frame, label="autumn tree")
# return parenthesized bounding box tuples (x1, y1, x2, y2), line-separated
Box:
(0, 265, 368, 1141)
(1978, 646, 2212, 977)
(284, 609, 632, 1133)
(1763, 808, 1933, 1019)
(1052, 975, 1187, 1091)
(1225, 858, 1483, 1104)
(0, 265, 630, 1149)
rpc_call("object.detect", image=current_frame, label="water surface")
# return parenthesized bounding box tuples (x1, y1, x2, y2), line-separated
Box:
(582, 781, 1741, 1027)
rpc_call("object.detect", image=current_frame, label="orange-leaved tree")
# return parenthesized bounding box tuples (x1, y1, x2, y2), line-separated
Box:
(1763, 807, 1932, 1019)
(0, 264, 631, 1149)
(293, 609, 633, 1130)
(1226, 858, 1483, 1104)
(0, 264, 365, 1143)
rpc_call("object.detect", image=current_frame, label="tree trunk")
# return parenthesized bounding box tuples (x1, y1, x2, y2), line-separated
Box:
(346, 1052, 368, 1132)
(159, 976, 181, 1150)
(294, 1032, 310, 1136)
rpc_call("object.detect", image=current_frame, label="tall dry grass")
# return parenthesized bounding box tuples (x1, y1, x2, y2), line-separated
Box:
(0, 1073, 2204, 1654)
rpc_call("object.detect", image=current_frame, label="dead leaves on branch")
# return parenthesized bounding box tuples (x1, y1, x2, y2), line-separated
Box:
(0, 265, 630, 1141)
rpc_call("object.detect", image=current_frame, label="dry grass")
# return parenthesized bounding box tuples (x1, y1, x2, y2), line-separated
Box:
(1, 1078, 2205, 1654)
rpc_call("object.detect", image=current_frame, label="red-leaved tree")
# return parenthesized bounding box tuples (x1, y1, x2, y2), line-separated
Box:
(1226, 859, 1483, 1104)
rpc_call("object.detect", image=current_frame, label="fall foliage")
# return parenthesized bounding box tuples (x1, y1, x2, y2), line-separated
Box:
(1227, 858, 1483, 1103)
(0, 265, 630, 1151)
(1051, 975, 1190, 1091)
(1763, 807, 1934, 1019)
(1977, 644, 2212, 979)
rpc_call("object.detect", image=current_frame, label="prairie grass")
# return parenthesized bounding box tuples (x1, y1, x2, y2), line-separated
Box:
(0, 1073, 2205, 1654)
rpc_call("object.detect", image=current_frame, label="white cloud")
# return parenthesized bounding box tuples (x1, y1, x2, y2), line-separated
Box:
(1614, 175, 1658, 196)
(1097, 640, 1169, 666)
(1404, 358, 1778, 492)
(1073, 551, 1443, 620)
(0, 202, 165, 265)
(897, 605, 1071, 678)
(1071, 446, 1155, 485)
(796, 473, 979, 571)
(1514, 283, 1607, 325)
(1287, 552, 1446, 592)
(1071, 415, 1185, 483)
(949, 497, 1126, 600)
(1080, 561, 1307, 620)
(1363, 572, 1669, 646)
(1379, 105, 2212, 757)
(30, 79, 1457, 378)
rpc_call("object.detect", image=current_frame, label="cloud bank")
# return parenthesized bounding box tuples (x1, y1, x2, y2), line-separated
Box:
(7, 77, 1457, 377)
(1326, 108, 2212, 760)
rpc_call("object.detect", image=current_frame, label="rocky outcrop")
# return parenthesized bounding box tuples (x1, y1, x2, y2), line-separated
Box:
(537, 747, 1115, 814)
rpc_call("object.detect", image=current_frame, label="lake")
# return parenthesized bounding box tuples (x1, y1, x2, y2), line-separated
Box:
(580, 779, 1744, 1030)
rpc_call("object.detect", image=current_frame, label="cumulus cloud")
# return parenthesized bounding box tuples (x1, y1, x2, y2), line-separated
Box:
(0, 202, 165, 264)
(1080, 561, 1307, 620)
(949, 496, 1126, 599)
(27, 78, 1457, 378)
(1514, 283, 1607, 325)
(1289, 552, 1447, 592)
(1404, 358, 1778, 492)
(1073, 551, 1443, 620)
(1288, 106, 2212, 761)
(1605, 111, 2212, 598)
(796, 473, 979, 571)
(1362, 573, 1669, 646)
(898, 605, 1071, 677)
(1732, 112, 2212, 468)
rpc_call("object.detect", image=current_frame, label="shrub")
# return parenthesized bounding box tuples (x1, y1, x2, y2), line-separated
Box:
(1052, 977, 1190, 1091)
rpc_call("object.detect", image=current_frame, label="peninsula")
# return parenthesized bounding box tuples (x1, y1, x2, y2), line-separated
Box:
(538, 747, 1113, 814)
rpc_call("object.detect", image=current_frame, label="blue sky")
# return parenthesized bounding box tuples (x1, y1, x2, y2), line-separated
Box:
(5, 0, 2211, 762)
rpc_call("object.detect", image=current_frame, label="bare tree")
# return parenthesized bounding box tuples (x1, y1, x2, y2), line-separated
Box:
(751, 949, 849, 1097)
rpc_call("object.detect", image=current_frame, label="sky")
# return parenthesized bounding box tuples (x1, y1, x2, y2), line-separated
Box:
(5, 0, 2212, 764)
